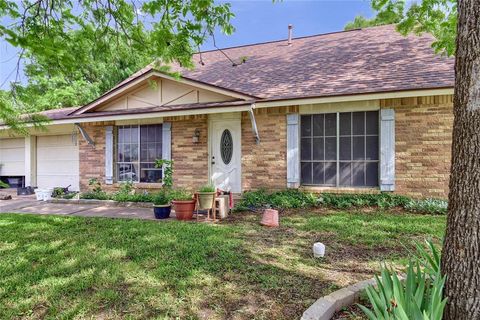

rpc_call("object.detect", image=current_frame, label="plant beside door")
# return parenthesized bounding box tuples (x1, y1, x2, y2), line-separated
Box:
(197, 184, 216, 210)
(171, 189, 196, 220)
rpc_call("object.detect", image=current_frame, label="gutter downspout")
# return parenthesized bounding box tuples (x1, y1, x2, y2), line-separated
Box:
(248, 103, 260, 144)
(74, 123, 95, 147)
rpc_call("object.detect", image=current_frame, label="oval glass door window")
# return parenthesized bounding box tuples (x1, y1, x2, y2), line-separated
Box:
(220, 129, 233, 165)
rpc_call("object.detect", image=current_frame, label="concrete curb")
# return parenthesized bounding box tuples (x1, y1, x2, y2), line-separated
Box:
(301, 278, 376, 320)
(48, 198, 153, 208)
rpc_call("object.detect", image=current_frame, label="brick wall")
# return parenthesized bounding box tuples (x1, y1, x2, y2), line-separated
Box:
(381, 95, 453, 198)
(78, 122, 112, 191)
(241, 106, 297, 190)
(78, 117, 208, 192)
(167, 115, 209, 190)
(77, 95, 453, 198)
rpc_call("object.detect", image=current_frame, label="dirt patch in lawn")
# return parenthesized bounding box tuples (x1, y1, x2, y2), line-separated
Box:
(0, 210, 444, 320)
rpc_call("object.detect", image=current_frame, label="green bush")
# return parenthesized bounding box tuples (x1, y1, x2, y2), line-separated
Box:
(235, 189, 319, 211)
(404, 198, 448, 215)
(319, 193, 410, 209)
(359, 240, 446, 320)
(80, 191, 111, 200)
(234, 189, 447, 214)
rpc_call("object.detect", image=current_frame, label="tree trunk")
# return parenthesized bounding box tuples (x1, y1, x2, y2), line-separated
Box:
(441, 0, 480, 318)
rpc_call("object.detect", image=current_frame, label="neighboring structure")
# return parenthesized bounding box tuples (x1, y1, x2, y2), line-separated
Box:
(0, 25, 454, 198)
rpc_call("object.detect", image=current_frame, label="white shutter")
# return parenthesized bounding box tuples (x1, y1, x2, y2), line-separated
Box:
(162, 122, 172, 161)
(105, 126, 114, 184)
(287, 113, 300, 188)
(380, 109, 395, 191)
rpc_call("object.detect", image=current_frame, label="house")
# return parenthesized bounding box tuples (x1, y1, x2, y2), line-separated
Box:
(0, 25, 454, 198)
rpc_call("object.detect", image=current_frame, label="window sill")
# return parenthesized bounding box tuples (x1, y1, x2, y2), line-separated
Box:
(300, 186, 380, 194)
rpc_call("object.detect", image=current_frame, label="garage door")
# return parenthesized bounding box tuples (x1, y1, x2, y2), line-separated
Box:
(37, 135, 79, 191)
(0, 138, 25, 176)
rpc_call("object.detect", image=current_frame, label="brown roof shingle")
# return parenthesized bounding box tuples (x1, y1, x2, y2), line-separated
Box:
(36, 25, 454, 121)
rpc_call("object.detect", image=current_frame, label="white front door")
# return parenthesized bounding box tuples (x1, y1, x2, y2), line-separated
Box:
(210, 119, 241, 193)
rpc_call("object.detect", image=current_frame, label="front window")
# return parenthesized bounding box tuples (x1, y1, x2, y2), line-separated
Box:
(300, 111, 379, 187)
(117, 124, 163, 183)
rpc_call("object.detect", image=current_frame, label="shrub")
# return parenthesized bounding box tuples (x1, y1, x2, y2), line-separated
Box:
(80, 191, 110, 200)
(404, 198, 448, 215)
(234, 190, 447, 215)
(235, 189, 319, 211)
(111, 181, 135, 202)
(0, 180, 9, 188)
(359, 240, 446, 320)
(52, 187, 65, 198)
(319, 193, 410, 209)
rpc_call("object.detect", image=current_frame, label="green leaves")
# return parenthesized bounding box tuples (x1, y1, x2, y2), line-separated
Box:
(0, 0, 235, 129)
(359, 240, 447, 320)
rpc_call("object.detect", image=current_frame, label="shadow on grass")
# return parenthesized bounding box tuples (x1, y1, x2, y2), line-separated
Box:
(0, 210, 445, 319)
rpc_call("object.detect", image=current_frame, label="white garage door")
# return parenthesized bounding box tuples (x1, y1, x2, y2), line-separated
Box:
(37, 135, 79, 191)
(0, 138, 25, 176)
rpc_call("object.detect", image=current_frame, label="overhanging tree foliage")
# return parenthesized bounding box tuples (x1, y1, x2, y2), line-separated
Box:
(348, 0, 456, 56)
(0, 0, 234, 131)
(344, 1, 404, 30)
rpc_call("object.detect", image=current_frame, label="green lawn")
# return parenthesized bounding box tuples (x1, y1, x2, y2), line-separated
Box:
(0, 210, 445, 320)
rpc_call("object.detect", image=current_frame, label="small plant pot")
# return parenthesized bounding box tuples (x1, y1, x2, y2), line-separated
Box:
(153, 204, 171, 219)
(197, 192, 216, 210)
(172, 199, 196, 220)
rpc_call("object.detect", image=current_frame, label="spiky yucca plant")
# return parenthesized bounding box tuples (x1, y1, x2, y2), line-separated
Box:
(359, 240, 447, 320)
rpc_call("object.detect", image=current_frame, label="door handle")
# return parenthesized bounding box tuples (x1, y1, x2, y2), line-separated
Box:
(211, 156, 215, 165)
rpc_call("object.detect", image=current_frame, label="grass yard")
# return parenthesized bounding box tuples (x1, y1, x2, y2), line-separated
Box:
(0, 209, 445, 320)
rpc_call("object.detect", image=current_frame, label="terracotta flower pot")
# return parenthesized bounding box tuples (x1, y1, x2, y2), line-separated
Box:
(197, 192, 216, 210)
(261, 209, 279, 227)
(172, 199, 196, 220)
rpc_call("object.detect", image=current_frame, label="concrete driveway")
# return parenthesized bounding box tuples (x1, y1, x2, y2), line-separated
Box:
(0, 192, 165, 221)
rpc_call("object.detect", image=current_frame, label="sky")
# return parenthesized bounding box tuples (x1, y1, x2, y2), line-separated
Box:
(0, 0, 375, 89)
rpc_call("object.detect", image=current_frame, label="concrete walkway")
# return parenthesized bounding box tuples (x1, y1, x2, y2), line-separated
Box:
(0, 193, 169, 221)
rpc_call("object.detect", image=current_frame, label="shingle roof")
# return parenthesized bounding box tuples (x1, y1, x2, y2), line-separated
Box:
(36, 25, 454, 121)
(178, 25, 453, 99)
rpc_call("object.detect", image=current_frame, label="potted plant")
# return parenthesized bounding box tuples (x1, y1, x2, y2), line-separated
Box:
(153, 189, 171, 219)
(171, 188, 195, 220)
(197, 183, 216, 210)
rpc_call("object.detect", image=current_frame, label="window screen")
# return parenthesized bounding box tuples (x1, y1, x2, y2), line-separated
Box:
(117, 124, 163, 183)
(300, 111, 379, 187)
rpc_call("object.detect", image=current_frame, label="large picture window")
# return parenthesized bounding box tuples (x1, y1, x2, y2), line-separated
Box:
(117, 124, 163, 183)
(300, 111, 379, 187)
